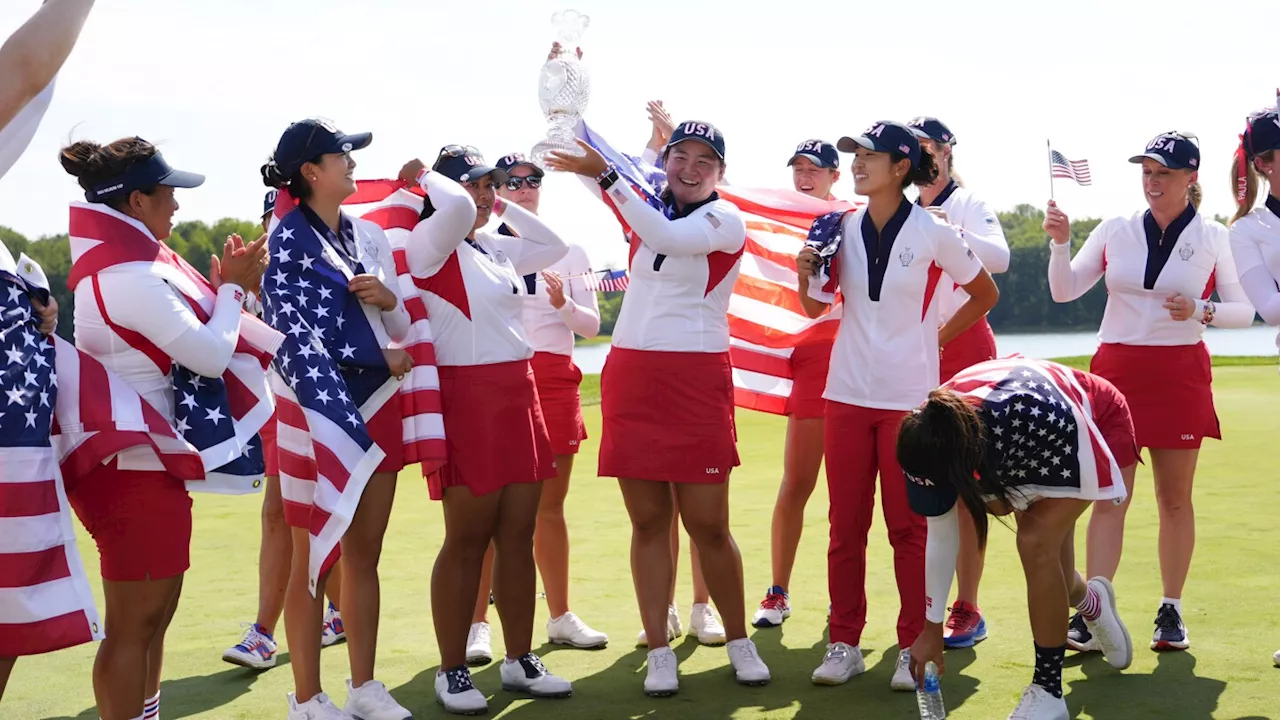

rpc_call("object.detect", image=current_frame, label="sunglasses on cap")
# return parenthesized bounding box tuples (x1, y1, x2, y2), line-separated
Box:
(439, 144, 482, 159)
(505, 176, 542, 191)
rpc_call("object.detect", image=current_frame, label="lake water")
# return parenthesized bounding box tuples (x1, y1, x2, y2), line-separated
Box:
(572, 325, 1280, 375)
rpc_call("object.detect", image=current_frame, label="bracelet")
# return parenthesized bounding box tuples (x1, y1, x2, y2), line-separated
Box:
(1201, 300, 1215, 325)
(597, 166, 619, 190)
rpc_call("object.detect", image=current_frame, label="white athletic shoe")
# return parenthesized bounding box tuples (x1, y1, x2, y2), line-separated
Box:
(547, 612, 608, 649)
(644, 647, 679, 697)
(1007, 684, 1069, 720)
(1083, 577, 1132, 670)
(465, 622, 493, 667)
(890, 649, 915, 691)
(288, 691, 353, 720)
(726, 638, 771, 686)
(1273, 649, 1280, 667)
(500, 653, 572, 698)
(811, 642, 865, 685)
(690, 603, 727, 645)
(435, 666, 487, 716)
(222, 623, 277, 670)
(344, 679, 411, 720)
(321, 604, 346, 648)
(636, 604, 683, 647)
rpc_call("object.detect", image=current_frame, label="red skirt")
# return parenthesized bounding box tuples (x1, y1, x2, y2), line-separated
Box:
(262, 408, 279, 477)
(428, 360, 556, 500)
(599, 348, 739, 483)
(941, 317, 997, 383)
(1075, 370, 1141, 469)
(785, 340, 833, 420)
(366, 396, 404, 473)
(1090, 342, 1220, 450)
(531, 351, 588, 455)
(66, 458, 192, 582)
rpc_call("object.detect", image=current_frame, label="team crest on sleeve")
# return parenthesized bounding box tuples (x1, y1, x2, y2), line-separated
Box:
(899, 248, 915, 267)
(1178, 243, 1194, 261)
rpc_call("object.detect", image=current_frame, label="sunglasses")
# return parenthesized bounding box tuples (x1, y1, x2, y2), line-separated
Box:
(439, 144, 483, 159)
(505, 176, 542, 191)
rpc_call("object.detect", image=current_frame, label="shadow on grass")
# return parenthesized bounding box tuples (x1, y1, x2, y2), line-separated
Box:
(49, 653, 289, 720)
(389, 627, 994, 719)
(1065, 651, 1238, 720)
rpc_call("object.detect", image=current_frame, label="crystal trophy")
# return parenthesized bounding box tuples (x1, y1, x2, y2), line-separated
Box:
(530, 9, 592, 167)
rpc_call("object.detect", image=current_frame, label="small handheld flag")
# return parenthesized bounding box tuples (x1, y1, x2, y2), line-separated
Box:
(1047, 142, 1092, 198)
(584, 269, 629, 292)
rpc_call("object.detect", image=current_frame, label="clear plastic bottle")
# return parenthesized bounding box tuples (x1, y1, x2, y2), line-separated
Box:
(917, 661, 946, 719)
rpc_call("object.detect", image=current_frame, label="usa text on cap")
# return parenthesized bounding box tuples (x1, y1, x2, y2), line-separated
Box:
(903, 469, 958, 518)
(86, 145, 205, 203)
(1128, 131, 1200, 170)
(496, 152, 545, 178)
(262, 189, 278, 218)
(666, 121, 726, 161)
(837, 121, 922, 169)
(433, 145, 509, 184)
(787, 139, 839, 169)
(271, 118, 372, 178)
(1244, 110, 1280, 160)
(907, 117, 956, 145)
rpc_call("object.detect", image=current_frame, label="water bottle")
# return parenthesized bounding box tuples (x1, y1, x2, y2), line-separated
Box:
(916, 661, 946, 719)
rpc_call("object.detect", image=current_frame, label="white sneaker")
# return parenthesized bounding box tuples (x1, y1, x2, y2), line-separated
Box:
(644, 646, 679, 697)
(344, 679, 411, 720)
(1083, 577, 1132, 670)
(547, 612, 608, 649)
(1273, 649, 1280, 667)
(811, 642, 865, 685)
(689, 603, 727, 646)
(726, 638, 770, 686)
(288, 691, 353, 720)
(465, 622, 492, 667)
(322, 604, 346, 648)
(1007, 684, 1069, 720)
(222, 623, 277, 670)
(636, 604, 683, 647)
(890, 649, 915, 691)
(500, 653, 572, 698)
(435, 666, 487, 716)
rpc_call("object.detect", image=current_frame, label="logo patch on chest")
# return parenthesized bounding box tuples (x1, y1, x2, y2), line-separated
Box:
(1178, 243, 1194, 261)
(899, 248, 914, 267)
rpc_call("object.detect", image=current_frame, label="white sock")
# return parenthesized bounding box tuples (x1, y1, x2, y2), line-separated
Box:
(1162, 597, 1182, 615)
(143, 691, 159, 720)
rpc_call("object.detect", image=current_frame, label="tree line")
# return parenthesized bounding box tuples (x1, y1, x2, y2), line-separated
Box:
(1, 204, 1245, 342)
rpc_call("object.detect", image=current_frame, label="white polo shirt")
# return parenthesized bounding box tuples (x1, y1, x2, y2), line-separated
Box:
(520, 243, 601, 357)
(405, 172, 570, 367)
(1049, 206, 1256, 346)
(1228, 197, 1280, 341)
(602, 181, 746, 353)
(919, 182, 1009, 322)
(812, 200, 983, 410)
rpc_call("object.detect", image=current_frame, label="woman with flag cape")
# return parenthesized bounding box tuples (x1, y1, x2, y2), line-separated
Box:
(61, 135, 275, 720)
(259, 119, 417, 720)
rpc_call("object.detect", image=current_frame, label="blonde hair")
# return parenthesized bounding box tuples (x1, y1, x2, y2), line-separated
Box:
(1231, 150, 1274, 225)
(1187, 180, 1202, 210)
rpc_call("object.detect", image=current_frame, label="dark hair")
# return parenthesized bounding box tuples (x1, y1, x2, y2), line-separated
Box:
(894, 146, 940, 190)
(1231, 149, 1275, 224)
(60, 137, 158, 211)
(260, 158, 315, 203)
(896, 388, 1014, 548)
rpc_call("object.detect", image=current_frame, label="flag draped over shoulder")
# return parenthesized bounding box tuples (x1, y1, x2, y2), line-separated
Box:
(66, 203, 282, 493)
(576, 120, 859, 414)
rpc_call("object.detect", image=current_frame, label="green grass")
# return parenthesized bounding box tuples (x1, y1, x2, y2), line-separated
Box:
(9, 367, 1280, 719)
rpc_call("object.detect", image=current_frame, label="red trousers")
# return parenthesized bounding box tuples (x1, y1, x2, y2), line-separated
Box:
(824, 401, 925, 649)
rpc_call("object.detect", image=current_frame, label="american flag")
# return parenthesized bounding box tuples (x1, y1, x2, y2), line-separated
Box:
(67, 203, 282, 494)
(577, 120, 859, 414)
(584, 269, 630, 292)
(1050, 150, 1092, 186)
(944, 358, 1124, 506)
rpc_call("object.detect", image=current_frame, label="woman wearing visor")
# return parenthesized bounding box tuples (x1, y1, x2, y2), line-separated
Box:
(899, 358, 1135, 720)
(1045, 131, 1254, 654)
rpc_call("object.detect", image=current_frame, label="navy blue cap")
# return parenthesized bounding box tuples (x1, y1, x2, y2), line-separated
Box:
(86, 146, 204, 203)
(1129, 131, 1200, 170)
(271, 119, 371, 178)
(904, 469, 957, 518)
(666, 121, 726, 161)
(496, 152, 545, 178)
(787, 139, 839, 169)
(907, 116, 956, 145)
(837, 121, 922, 169)
(1245, 110, 1280, 160)
(432, 145, 508, 184)
(262, 189, 278, 217)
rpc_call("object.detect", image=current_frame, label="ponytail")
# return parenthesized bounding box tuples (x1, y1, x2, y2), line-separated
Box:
(896, 388, 1012, 548)
(904, 147, 940, 189)
(1187, 180, 1202, 211)
(1231, 148, 1274, 225)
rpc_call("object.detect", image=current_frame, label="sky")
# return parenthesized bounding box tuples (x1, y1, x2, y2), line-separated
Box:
(0, 0, 1275, 269)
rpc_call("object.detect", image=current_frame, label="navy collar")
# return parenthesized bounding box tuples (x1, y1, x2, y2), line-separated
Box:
(860, 198, 914, 302)
(1140, 203, 1197, 290)
(1266, 194, 1280, 221)
(664, 191, 719, 220)
(917, 180, 958, 209)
